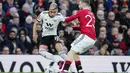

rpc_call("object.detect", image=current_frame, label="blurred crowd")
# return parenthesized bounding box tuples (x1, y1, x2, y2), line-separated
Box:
(0, 0, 130, 56)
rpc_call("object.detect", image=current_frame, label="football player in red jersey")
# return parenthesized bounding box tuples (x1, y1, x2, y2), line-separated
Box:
(61, 0, 96, 73)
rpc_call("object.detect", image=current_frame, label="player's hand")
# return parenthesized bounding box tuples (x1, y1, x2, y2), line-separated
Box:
(33, 35, 38, 43)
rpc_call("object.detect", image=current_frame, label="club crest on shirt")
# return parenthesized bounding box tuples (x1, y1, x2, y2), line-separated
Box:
(45, 19, 47, 21)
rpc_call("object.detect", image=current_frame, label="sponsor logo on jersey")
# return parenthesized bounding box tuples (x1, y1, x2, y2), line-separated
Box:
(45, 23, 54, 31)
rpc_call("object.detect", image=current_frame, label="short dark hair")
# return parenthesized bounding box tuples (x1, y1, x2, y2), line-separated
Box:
(126, 10, 130, 14)
(81, 0, 90, 5)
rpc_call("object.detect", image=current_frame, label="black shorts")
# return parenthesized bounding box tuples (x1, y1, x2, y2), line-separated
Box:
(40, 35, 60, 47)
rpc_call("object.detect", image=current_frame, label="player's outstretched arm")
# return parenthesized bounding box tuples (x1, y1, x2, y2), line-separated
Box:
(65, 13, 79, 23)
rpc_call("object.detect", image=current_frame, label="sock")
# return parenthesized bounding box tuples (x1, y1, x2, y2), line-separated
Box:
(58, 51, 67, 69)
(75, 61, 84, 73)
(39, 48, 56, 62)
(59, 51, 67, 60)
(58, 61, 64, 69)
(63, 60, 72, 71)
(59, 51, 75, 72)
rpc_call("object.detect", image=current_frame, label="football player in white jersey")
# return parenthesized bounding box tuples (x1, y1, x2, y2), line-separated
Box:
(33, 3, 67, 69)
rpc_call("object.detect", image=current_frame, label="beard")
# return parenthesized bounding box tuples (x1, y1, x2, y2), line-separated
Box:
(9, 37, 16, 41)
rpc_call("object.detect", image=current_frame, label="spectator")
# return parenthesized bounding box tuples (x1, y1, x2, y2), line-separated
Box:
(125, 28, 130, 55)
(64, 26, 74, 50)
(99, 27, 107, 33)
(24, 0, 35, 14)
(106, 12, 115, 37)
(17, 27, 31, 44)
(111, 46, 124, 56)
(94, 32, 109, 50)
(94, 43, 109, 56)
(0, 22, 5, 52)
(113, 20, 120, 28)
(97, 0, 104, 5)
(33, 0, 45, 15)
(1, 46, 9, 55)
(7, 17, 20, 33)
(31, 14, 37, 24)
(97, 4, 105, 11)
(120, 10, 130, 28)
(17, 0, 26, 9)
(32, 46, 39, 55)
(108, 39, 120, 53)
(0, 3, 5, 17)
(111, 0, 120, 15)
(18, 33, 32, 54)
(5, 30, 24, 54)
(108, 27, 119, 43)
(3, 0, 15, 13)
(2, 7, 18, 32)
(23, 15, 33, 37)
(95, 10, 105, 37)
(59, 1, 71, 16)
(59, 29, 65, 40)
(15, 48, 22, 55)
(120, 6, 128, 18)
(18, 4, 31, 25)
(83, 48, 96, 55)
(59, 39, 68, 54)
(74, 31, 80, 39)
(69, 0, 79, 13)
(60, 10, 67, 17)
(100, 20, 107, 27)
(116, 33, 127, 54)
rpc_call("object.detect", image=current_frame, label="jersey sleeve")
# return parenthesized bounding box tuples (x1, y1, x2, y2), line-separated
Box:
(58, 13, 65, 22)
(37, 12, 44, 22)
(65, 11, 79, 23)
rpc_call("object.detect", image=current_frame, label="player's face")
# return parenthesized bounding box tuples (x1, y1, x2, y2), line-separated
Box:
(49, 9, 58, 17)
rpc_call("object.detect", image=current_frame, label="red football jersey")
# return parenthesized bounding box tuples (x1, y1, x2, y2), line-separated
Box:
(65, 9, 96, 40)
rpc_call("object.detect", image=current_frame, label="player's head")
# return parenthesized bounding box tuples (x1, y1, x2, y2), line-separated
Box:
(79, 0, 90, 9)
(49, 3, 58, 17)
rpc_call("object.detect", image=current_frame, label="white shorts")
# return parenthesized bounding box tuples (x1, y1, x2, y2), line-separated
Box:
(71, 34, 96, 54)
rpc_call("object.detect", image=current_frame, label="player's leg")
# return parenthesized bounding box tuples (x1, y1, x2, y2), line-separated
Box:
(73, 54, 84, 73)
(55, 41, 68, 70)
(61, 34, 96, 73)
(72, 34, 96, 73)
(39, 37, 57, 66)
(39, 45, 55, 61)
(55, 41, 75, 72)
(61, 34, 84, 73)
(55, 42, 67, 60)
(55, 36, 67, 60)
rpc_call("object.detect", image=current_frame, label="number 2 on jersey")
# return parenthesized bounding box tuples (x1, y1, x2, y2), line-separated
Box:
(85, 15, 95, 28)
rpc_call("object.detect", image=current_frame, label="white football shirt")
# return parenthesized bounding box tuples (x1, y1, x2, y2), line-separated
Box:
(37, 11, 65, 37)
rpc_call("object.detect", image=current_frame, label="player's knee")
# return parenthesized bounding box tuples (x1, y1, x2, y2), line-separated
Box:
(39, 45, 48, 49)
(59, 51, 66, 55)
(39, 48, 47, 56)
(69, 49, 78, 55)
(55, 43, 62, 51)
